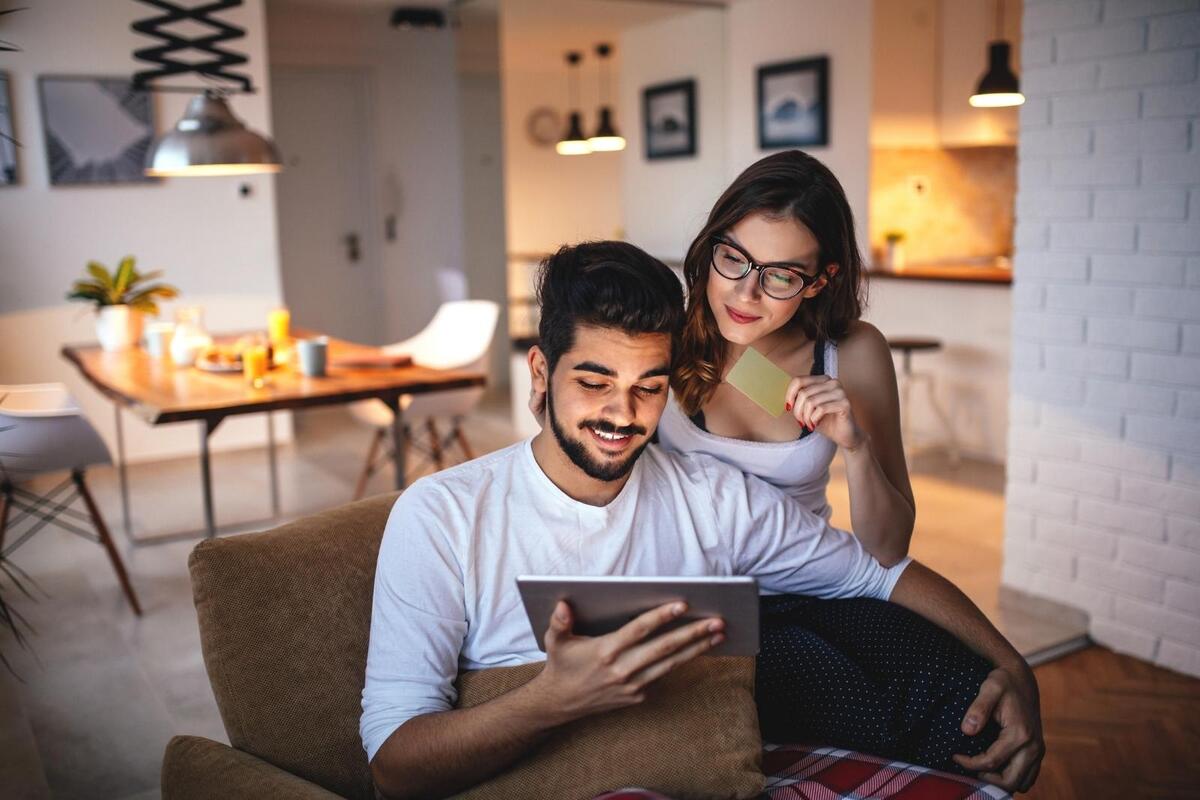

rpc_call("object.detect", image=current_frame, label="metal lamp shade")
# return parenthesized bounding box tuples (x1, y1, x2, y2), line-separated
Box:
(555, 111, 592, 155)
(145, 92, 282, 177)
(969, 41, 1024, 108)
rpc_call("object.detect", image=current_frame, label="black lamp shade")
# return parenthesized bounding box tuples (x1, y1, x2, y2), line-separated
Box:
(588, 106, 626, 152)
(556, 111, 591, 155)
(970, 41, 1024, 107)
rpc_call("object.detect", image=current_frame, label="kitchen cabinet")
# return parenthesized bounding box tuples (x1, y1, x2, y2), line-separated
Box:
(872, 0, 1021, 148)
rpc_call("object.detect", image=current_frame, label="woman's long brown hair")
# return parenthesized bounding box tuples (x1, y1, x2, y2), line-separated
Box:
(672, 150, 867, 415)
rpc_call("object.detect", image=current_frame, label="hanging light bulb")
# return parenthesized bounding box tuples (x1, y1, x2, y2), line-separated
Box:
(969, 0, 1024, 108)
(145, 91, 282, 177)
(557, 51, 592, 155)
(588, 43, 626, 152)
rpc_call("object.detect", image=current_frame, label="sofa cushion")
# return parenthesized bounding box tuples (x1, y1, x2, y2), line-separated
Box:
(450, 657, 764, 800)
(188, 492, 398, 800)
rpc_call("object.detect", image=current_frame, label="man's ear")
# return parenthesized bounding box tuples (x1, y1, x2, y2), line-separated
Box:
(528, 345, 550, 394)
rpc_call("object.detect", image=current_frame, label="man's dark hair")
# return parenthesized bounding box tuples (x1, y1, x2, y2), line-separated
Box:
(536, 240, 685, 373)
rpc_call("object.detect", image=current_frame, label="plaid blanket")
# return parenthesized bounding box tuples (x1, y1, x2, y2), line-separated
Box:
(594, 743, 1012, 800)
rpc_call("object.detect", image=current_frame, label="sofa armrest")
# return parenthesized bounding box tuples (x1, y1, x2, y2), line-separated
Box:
(162, 735, 347, 800)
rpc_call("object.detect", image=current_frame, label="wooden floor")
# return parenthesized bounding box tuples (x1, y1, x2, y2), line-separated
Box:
(1028, 646, 1200, 799)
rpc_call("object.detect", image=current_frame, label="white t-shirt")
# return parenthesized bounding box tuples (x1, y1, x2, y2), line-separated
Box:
(359, 439, 910, 761)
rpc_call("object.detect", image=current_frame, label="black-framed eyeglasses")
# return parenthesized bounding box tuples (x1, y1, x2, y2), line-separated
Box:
(709, 236, 825, 300)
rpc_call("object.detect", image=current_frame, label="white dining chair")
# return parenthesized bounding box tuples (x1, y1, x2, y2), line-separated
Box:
(0, 383, 142, 615)
(349, 300, 500, 499)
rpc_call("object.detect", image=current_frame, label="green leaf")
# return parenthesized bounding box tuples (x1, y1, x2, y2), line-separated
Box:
(113, 256, 136, 299)
(126, 284, 179, 304)
(85, 261, 112, 286)
(129, 298, 160, 316)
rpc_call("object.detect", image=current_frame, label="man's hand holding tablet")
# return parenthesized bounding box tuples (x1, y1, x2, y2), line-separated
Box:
(517, 576, 758, 724)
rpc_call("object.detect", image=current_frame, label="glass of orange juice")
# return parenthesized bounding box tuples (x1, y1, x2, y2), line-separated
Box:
(268, 307, 291, 344)
(243, 341, 270, 389)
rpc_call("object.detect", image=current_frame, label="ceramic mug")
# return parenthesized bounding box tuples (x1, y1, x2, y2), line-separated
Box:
(296, 336, 329, 377)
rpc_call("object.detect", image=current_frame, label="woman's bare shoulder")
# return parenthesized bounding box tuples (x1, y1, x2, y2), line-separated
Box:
(836, 320, 896, 385)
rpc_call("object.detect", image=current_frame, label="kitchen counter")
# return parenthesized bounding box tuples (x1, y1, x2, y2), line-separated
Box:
(867, 263, 1013, 285)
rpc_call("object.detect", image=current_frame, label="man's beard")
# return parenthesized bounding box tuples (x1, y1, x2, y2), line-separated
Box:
(546, 386, 651, 482)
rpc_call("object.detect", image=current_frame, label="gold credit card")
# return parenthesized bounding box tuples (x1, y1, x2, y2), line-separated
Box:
(725, 347, 792, 417)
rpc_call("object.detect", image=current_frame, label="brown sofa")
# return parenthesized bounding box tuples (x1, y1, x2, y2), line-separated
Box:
(162, 493, 398, 800)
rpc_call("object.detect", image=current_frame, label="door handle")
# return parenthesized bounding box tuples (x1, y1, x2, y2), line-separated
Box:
(343, 233, 361, 263)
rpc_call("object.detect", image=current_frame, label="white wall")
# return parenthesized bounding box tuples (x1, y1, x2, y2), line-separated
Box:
(615, 2, 875, 258)
(498, 0, 628, 258)
(1004, 0, 1200, 678)
(267, 1, 466, 347)
(726, 0, 874, 246)
(458, 9, 511, 390)
(619, 8, 728, 262)
(864, 279, 1012, 459)
(0, 0, 287, 463)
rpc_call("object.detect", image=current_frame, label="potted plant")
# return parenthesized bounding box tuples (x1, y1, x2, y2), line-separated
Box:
(66, 257, 179, 351)
(883, 231, 907, 273)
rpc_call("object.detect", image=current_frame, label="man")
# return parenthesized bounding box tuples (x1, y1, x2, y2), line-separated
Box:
(361, 241, 1044, 799)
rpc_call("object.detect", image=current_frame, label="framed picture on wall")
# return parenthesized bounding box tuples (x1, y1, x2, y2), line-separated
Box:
(0, 71, 17, 185)
(756, 56, 829, 150)
(643, 79, 696, 160)
(38, 75, 157, 185)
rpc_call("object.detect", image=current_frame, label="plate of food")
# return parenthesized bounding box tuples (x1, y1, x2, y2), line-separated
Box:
(195, 344, 243, 373)
(195, 337, 269, 373)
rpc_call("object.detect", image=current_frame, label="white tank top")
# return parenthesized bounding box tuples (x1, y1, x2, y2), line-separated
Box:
(657, 339, 839, 520)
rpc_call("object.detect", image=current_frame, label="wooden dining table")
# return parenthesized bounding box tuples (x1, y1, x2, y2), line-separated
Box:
(61, 332, 486, 543)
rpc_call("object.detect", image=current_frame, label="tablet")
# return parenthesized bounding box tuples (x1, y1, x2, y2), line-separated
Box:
(516, 575, 759, 657)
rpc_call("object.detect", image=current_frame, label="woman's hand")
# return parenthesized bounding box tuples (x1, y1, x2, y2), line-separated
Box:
(785, 374, 867, 451)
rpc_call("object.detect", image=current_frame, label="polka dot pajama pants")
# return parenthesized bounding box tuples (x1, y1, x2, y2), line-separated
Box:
(756, 595, 1002, 775)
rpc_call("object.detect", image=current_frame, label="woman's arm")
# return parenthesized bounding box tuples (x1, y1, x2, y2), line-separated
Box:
(787, 321, 915, 564)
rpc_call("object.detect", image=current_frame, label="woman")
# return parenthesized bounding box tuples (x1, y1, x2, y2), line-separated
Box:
(665, 152, 912, 566)
(662, 151, 998, 773)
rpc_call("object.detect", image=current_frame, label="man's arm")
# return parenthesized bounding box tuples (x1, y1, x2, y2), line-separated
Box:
(887, 561, 1044, 793)
(371, 601, 725, 800)
(369, 678, 557, 800)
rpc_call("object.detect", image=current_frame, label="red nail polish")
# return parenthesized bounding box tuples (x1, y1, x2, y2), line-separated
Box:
(785, 402, 792, 411)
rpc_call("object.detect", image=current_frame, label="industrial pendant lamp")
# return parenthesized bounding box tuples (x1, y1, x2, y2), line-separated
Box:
(557, 51, 591, 155)
(144, 90, 281, 177)
(969, 0, 1025, 108)
(131, 0, 282, 176)
(588, 43, 626, 152)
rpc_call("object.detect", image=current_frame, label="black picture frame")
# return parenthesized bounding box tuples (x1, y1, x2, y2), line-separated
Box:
(0, 71, 17, 186)
(642, 79, 696, 160)
(38, 75, 157, 186)
(756, 56, 829, 150)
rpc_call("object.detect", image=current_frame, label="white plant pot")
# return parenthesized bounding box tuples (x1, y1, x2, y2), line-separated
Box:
(96, 305, 144, 352)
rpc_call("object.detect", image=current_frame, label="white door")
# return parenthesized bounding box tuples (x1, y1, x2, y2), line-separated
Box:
(271, 67, 382, 345)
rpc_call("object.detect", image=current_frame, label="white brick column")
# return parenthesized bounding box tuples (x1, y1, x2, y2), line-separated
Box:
(1005, 0, 1200, 676)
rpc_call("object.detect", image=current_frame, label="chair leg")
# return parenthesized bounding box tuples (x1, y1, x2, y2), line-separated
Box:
(452, 421, 476, 462)
(427, 419, 445, 472)
(0, 483, 10, 555)
(72, 471, 142, 616)
(353, 428, 387, 501)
